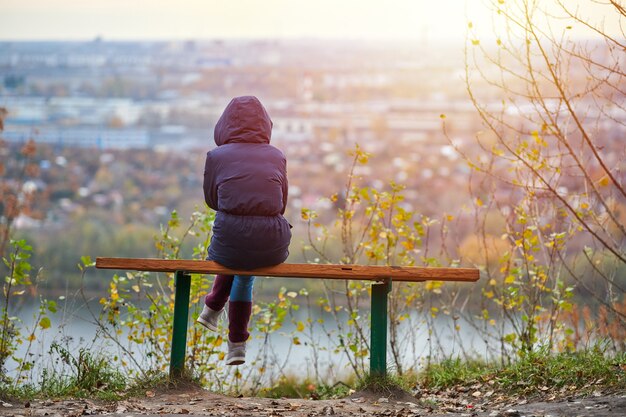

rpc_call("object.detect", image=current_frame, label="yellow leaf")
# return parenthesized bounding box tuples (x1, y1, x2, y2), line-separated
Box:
(599, 176, 610, 187)
(131, 285, 140, 293)
(476, 197, 483, 207)
(296, 321, 305, 332)
(425, 281, 443, 291)
(472, 39, 480, 46)
(504, 275, 515, 284)
(484, 291, 494, 299)
(39, 317, 51, 329)
(401, 241, 415, 250)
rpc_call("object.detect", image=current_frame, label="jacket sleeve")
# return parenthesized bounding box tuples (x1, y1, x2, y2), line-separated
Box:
(203, 152, 219, 211)
(281, 157, 288, 215)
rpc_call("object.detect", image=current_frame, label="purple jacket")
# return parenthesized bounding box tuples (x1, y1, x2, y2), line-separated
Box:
(204, 96, 291, 269)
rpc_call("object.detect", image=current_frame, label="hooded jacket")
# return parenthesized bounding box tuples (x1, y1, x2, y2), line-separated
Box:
(204, 96, 291, 269)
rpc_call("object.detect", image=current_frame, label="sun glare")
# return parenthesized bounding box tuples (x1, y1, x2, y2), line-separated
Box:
(0, 0, 497, 42)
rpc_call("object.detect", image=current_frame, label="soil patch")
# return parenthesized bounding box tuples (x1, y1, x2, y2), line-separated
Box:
(1, 386, 625, 416)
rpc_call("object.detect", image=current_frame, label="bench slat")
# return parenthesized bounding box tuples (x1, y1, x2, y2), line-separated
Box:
(95, 257, 479, 282)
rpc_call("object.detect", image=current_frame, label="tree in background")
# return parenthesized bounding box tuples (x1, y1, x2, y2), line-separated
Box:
(0, 107, 40, 259)
(457, 0, 625, 351)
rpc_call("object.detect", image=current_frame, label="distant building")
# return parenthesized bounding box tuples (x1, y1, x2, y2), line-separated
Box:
(2, 126, 150, 149)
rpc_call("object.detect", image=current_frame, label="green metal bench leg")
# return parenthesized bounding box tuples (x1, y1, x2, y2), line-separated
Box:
(170, 270, 191, 378)
(370, 279, 392, 376)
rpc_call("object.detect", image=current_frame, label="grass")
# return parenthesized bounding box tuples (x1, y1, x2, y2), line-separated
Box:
(420, 357, 493, 389)
(1, 344, 127, 401)
(419, 345, 626, 396)
(1, 366, 197, 403)
(355, 372, 414, 397)
(255, 372, 414, 400)
(258, 374, 354, 399)
(2, 345, 624, 402)
(0, 345, 187, 402)
(122, 370, 177, 399)
(495, 348, 626, 394)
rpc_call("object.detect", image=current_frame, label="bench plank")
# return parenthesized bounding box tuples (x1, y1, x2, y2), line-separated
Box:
(95, 257, 479, 282)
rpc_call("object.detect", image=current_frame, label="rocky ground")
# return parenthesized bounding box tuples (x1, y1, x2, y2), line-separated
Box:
(1, 386, 625, 417)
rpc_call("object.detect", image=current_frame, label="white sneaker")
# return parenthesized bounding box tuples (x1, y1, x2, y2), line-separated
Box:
(226, 341, 246, 365)
(196, 305, 222, 331)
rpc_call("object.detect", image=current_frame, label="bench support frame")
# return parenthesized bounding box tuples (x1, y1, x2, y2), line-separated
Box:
(370, 279, 391, 376)
(168, 270, 393, 378)
(170, 271, 191, 378)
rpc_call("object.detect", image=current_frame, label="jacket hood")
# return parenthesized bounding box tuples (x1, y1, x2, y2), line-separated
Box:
(214, 96, 273, 146)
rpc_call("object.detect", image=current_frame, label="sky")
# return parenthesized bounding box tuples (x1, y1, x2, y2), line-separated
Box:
(0, 0, 622, 42)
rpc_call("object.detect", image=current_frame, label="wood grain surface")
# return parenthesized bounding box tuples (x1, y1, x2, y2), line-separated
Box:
(96, 257, 479, 282)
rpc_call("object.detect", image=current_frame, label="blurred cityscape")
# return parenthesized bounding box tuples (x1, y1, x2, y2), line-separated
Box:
(1, 39, 623, 288)
(0, 39, 477, 219)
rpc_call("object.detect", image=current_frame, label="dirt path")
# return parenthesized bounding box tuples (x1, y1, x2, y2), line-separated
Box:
(2, 386, 625, 417)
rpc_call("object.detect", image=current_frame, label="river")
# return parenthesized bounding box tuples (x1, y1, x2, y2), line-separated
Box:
(5, 291, 492, 386)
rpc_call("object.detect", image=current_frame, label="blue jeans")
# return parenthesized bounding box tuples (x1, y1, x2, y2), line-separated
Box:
(204, 274, 255, 342)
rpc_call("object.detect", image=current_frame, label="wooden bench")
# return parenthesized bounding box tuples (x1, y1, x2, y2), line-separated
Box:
(96, 257, 479, 378)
